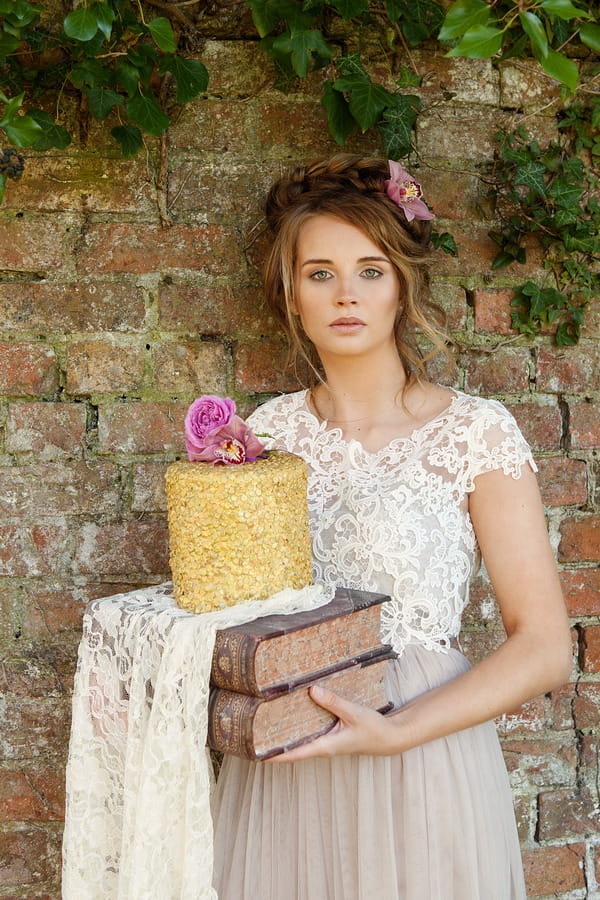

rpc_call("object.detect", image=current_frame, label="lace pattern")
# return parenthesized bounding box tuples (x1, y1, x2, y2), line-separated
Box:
(248, 389, 536, 656)
(62, 582, 332, 899)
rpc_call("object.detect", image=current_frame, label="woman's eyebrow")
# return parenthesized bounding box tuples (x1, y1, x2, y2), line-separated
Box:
(301, 255, 390, 267)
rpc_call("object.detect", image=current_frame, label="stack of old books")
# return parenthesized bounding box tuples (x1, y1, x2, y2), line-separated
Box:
(207, 587, 395, 760)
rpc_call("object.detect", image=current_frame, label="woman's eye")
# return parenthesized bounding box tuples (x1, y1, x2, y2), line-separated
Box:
(309, 270, 331, 281)
(362, 268, 382, 279)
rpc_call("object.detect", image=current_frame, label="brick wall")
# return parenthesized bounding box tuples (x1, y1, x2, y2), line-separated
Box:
(0, 27, 598, 900)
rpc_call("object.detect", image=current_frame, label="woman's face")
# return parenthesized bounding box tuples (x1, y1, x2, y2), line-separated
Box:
(293, 215, 402, 362)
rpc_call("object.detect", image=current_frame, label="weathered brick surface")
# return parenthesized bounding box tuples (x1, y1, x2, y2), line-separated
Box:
(521, 843, 586, 896)
(0, 282, 146, 333)
(0, 25, 598, 900)
(0, 343, 59, 397)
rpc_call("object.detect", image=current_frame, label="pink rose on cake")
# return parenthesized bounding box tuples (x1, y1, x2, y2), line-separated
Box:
(184, 395, 267, 465)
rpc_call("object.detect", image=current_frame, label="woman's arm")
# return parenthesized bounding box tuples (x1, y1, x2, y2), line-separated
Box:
(270, 463, 572, 761)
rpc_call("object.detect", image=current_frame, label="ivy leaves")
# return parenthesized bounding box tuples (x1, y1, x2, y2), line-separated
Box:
(439, 0, 597, 91)
(490, 120, 599, 345)
(0, 0, 208, 162)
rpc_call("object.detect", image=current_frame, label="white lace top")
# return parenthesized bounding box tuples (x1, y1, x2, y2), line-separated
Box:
(248, 389, 536, 657)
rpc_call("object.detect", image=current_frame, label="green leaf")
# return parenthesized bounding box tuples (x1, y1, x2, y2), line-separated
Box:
(63, 7, 99, 42)
(329, 0, 369, 20)
(438, 0, 491, 41)
(116, 61, 141, 96)
(111, 124, 144, 157)
(0, 33, 22, 55)
(147, 17, 176, 53)
(92, 1, 115, 40)
(159, 55, 209, 103)
(126, 92, 171, 136)
(246, 0, 305, 37)
(377, 94, 421, 158)
(540, 0, 591, 20)
(0, 173, 6, 205)
(86, 86, 124, 120)
(431, 230, 459, 256)
(539, 48, 579, 90)
(2, 114, 43, 146)
(547, 176, 582, 207)
(396, 65, 421, 88)
(446, 24, 504, 58)
(334, 75, 391, 131)
(0, 92, 25, 124)
(514, 160, 547, 196)
(272, 27, 333, 78)
(321, 80, 355, 145)
(28, 108, 71, 150)
(520, 11, 548, 59)
(580, 23, 600, 53)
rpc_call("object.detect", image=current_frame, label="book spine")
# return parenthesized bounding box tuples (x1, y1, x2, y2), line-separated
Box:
(210, 631, 259, 694)
(207, 689, 260, 759)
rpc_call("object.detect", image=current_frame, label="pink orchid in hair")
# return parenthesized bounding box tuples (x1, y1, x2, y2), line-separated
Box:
(384, 161, 435, 222)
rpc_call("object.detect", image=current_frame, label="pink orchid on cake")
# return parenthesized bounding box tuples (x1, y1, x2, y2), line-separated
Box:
(184, 394, 267, 465)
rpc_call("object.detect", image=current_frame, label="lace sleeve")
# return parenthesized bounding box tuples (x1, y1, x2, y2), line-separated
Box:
(462, 400, 537, 493)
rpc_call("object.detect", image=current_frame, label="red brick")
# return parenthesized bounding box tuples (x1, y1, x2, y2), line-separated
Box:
(522, 843, 585, 896)
(461, 577, 503, 630)
(0, 342, 59, 397)
(537, 788, 598, 840)
(79, 223, 239, 275)
(429, 283, 467, 332)
(573, 683, 600, 730)
(435, 228, 546, 280)
(170, 98, 257, 155)
(558, 515, 600, 563)
(411, 53, 499, 105)
(500, 59, 565, 110)
(234, 339, 308, 393)
(582, 624, 600, 674)
(0, 768, 64, 822)
(66, 340, 145, 395)
(473, 288, 516, 334)
(0, 214, 71, 271)
(550, 682, 576, 730)
(3, 155, 155, 213)
(501, 738, 576, 787)
(569, 398, 600, 449)
(0, 696, 71, 761)
(496, 696, 547, 735)
(6, 401, 86, 457)
(132, 462, 168, 512)
(505, 401, 562, 452)
(1, 655, 63, 698)
(0, 462, 120, 518)
(71, 521, 169, 576)
(168, 160, 275, 229)
(159, 279, 274, 336)
(198, 42, 274, 96)
(0, 282, 146, 333)
(536, 344, 600, 393)
(0, 525, 68, 576)
(0, 826, 59, 885)
(97, 401, 187, 454)
(153, 341, 228, 395)
(463, 346, 531, 394)
(535, 456, 587, 506)
(256, 98, 335, 157)
(560, 568, 600, 616)
(20, 581, 142, 638)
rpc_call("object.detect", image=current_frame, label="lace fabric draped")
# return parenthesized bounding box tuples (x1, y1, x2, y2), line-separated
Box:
(62, 582, 332, 899)
(247, 389, 536, 656)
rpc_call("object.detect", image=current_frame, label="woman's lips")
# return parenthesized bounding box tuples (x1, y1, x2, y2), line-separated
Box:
(329, 317, 365, 334)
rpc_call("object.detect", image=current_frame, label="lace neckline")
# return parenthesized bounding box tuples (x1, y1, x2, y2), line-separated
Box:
(299, 387, 461, 457)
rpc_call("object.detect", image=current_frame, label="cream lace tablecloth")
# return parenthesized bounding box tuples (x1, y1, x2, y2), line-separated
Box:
(62, 581, 332, 900)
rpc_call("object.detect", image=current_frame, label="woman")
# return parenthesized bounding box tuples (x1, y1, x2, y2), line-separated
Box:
(211, 154, 571, 899)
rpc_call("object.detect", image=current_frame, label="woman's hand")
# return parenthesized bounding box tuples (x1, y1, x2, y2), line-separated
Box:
(266, 684, 400, 762)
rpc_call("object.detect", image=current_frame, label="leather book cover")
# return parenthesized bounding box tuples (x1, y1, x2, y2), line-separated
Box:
(211, 587, 392, 697)
(207, 649, 395, 760)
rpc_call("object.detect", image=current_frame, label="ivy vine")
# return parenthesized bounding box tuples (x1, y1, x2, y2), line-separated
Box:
(1, 0, 598, 343)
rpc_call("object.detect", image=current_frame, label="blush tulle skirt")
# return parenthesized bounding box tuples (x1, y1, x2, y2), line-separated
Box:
(211, 644, 526, 900)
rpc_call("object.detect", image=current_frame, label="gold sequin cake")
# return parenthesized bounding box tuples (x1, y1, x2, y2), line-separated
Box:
(165, 452, 313, 613)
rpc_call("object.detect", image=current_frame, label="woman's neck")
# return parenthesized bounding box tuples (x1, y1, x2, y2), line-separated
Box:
(312, 352, 409, 425)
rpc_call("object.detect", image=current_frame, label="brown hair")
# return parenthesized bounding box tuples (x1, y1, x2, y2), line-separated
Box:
(263, 153, 453, 385)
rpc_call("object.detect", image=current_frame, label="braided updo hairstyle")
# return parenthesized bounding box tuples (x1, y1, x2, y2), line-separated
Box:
(263, 153, 452, 384)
